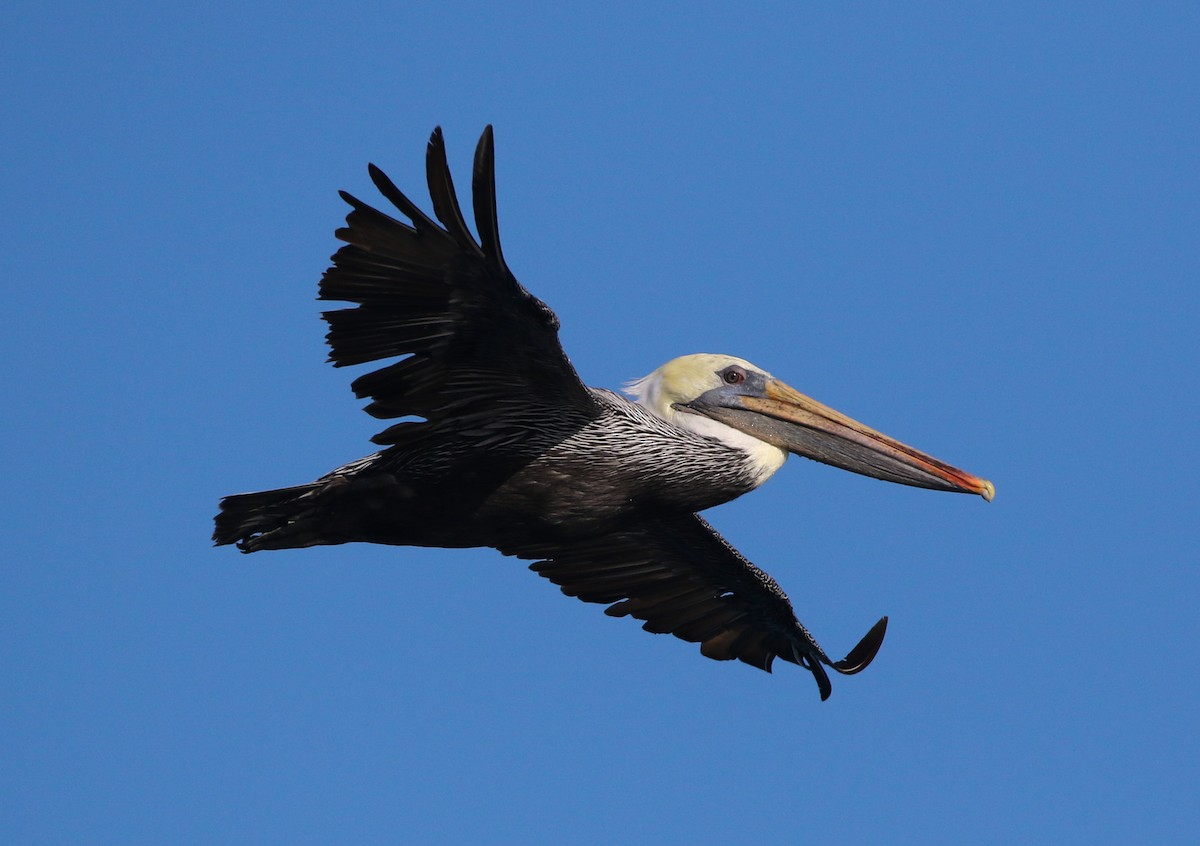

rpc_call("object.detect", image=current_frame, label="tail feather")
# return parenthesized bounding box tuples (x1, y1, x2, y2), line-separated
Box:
(213, 482, 327, 552)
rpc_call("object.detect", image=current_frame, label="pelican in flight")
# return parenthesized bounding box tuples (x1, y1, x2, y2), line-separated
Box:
(214, 127, 993, 699)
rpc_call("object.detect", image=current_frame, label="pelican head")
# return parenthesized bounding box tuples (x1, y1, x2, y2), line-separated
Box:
(628, 353, 994, 499)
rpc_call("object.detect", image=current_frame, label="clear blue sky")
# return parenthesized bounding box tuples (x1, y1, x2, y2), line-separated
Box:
(3, 3, 1197, 843)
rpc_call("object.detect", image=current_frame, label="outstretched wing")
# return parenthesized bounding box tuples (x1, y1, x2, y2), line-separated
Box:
(319, 126, 598, 446)
(508, 513, 888, 701)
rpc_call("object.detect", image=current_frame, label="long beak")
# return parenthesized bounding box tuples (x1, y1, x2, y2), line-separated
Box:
(703, 378, 994, 500)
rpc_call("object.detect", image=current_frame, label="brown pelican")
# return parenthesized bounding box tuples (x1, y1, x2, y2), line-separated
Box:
(214, 126, 993, 700)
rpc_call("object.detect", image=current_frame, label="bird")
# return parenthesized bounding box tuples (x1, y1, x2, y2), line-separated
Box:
(213, 126, 993, 700)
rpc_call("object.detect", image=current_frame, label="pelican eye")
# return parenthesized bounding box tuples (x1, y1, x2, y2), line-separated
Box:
(721, 366, 746, 385)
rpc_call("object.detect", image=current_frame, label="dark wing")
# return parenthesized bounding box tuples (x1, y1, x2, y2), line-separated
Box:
(318, 126, 598, 446)
(509, 513, 888, 701)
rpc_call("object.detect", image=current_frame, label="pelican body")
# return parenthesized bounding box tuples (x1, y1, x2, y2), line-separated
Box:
(214, 127, 992, 700)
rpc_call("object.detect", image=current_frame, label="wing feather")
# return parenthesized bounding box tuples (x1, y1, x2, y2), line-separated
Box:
(317, 126, 598, 445)
(471, 126, 506, 266)
(510, 513, 888, 700)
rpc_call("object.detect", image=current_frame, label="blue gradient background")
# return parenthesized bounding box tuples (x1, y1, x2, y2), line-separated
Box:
(3, 3, 1196, 843)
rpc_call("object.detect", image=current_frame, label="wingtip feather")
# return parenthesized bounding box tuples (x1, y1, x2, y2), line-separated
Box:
(831, 616, 889, 676)
(472, 125, 506, 268)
